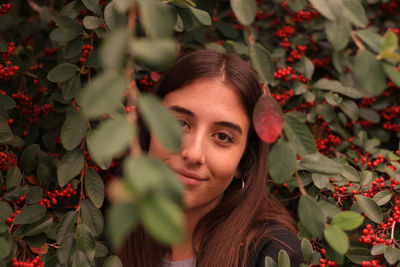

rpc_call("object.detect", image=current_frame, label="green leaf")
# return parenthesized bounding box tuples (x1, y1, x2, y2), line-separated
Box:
(346, 247, 374, 264)
(308, 0, 336, 20)
(103, 255, 123, 267)
(230, 0, 257, 26)
(137, 0, 175, 38)
(372, 190, 392, 206)
(137, 93, 182, 152)
(268, 140, 296, 184)
(324, 225, 349, 255)
(6, 166, 22, 190)
(0, 237, 9, 259)
(107, 203, 139, 249)
(301, 238, 313, 263)
(356, 29, 382, 53)
(88, 117, 135, 163)
(278, 250, 290, 267)
(300, 153, 343, 175)
(331, 211, 364, 231)
(318, 200, 341, 218)
(50, 27, 81, 43)
(82, 0, 102, 16)
(216, 21, 240, 40)
(14, 204, 46, 224)
(359, 108, 380, 123)
(77, 224, 96, 262)
(64, 38, 83, 59)
(79, 71, 127, 118)
(104, 1, 127, 30)
(360, 170, 373, 185)
(325, 19, 351, 51)
(123, 156, 182, 204)
(355, 195, 383, 223)
(352, 49, 387, 96)
(0, 201, 12, 222)
(342, 0, 368, 27)
(54, 15, 82, 32)
(283, 114, 317, 156)
(85, 168, 104, 208)
(341, 165, 360, 182)
(47, 63, 78, 83)
(19, 144, 40, 175)
(57, 148, 85, 187)
(189, 6, 211, 26)
(339, 100, 359, 121)
(24, 216, 53, 236)
(384, 246, 400, 265)
(316, 104, 335, 123)
(313, 78, 364, 99)
(100, 28, 129, 71)
(80, 199, 104, 237)
(86, 129, 112, 170)
(382, 63, 400, 87)
(140, 194, 184, 244)
(129, 38, 178, 70)
(380, 31, 398, 56)
(312, 173, 330, 189)
(249, 43, 275, 84)
(286, 0, 307, 12)
(0, 123, 13, 143)
(61, 111, 88, 150)
(83, 16, 101, 30)
(56, 211, 77, 244)
(265, 256, 278, 267)
(63, 74, 81, 100)
(298, 195, 326, 238)
(371, 244, 387, 256)
(0, 95, 16, 111)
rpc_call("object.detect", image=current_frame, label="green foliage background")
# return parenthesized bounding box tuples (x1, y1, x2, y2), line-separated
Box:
(0, 0, 400, 266)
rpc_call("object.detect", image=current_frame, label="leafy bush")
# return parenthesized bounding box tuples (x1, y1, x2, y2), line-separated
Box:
(0, 0, 400, 266)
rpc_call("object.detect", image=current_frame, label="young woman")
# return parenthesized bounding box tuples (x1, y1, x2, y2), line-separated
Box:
(119, 49, 303, 266)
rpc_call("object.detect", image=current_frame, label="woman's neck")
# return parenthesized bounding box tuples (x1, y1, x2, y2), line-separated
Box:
(166, 200, 220, 261)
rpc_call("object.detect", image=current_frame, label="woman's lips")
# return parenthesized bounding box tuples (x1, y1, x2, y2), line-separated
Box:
(173, 168, 207, 186)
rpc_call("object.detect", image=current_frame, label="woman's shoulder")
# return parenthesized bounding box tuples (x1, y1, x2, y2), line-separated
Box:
(251, 223, 304, 267)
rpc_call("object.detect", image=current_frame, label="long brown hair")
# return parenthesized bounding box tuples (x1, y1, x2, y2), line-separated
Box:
(118, 49, 297, 267)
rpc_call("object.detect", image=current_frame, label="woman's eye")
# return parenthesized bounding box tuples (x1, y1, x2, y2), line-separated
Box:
(177, 118, 190, 130)
(215, 132, 234, 143)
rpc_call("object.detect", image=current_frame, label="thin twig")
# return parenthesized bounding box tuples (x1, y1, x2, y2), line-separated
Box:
(295, 170, 308, 195)
(390, 221, 396, 244)
(350, 30, 365, 50)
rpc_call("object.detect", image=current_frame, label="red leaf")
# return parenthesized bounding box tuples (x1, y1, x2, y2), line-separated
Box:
(30, 243, 48, 255)
(252, 94, 284, 144)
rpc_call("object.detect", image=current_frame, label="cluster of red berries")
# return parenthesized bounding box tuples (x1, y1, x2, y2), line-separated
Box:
(37, 183, 78, 208)
(38, 87, 48, 94)
(379, 106, 400, 121)
(287, 45, 307, 63)
(0, 61, 19, 81)
(315, 134, 341, 155)
(359, 224, 392, 246)
(29, 63, 44, 72)
(361, 259, 383, 267)
(380, 1, 398, 15)
(274, 66, 307, 82)
(2, 41, 15, 59)
(6, 210, 21, 226)
(255, 10, 271, 20)
(289, 10, 320, 23)
(387, 27, 400, 34)
(274, 25, 295, 50)
(358, 96, 377, 107)
(383, 121, 400, 132)
(80, 44, 94, 65)
(43, 47, 57, 57)
(0, 151, 8, 171)
(138, 75, 155, 91)
(11, 92, 53, 123)
(271, 89, 294, 106)
(0, 3, 12, 15)
(318, 258, 337, 267)
(312, 57, 332, 67)
(11, 256, 44, 267)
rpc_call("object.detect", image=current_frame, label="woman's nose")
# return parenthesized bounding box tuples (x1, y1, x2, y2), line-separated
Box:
(180, 132, 206, 165)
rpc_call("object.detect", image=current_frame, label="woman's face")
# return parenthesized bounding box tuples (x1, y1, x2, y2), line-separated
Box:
(148, 78, 250, 212)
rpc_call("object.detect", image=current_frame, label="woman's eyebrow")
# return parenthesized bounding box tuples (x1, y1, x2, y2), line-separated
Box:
(214, 121, 243, 134)
(169, 105, 195, 117)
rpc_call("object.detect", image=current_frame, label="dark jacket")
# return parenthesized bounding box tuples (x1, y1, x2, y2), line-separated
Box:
(251, 228, 303, 267)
